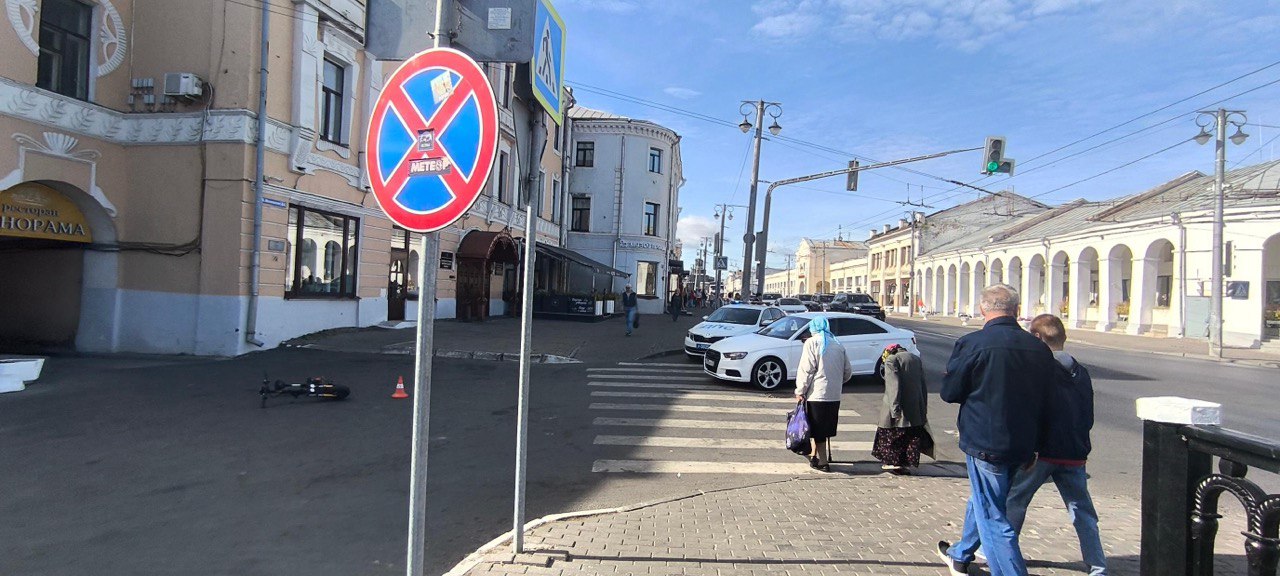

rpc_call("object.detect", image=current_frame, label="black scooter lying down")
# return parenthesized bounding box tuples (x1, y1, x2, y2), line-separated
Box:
(259, 374, 350, 408)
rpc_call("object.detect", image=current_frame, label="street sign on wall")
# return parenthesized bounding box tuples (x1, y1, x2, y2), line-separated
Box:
(365, 48, 499, 232)
(366, 0, 537, 62)
(531, 0, 566, 125)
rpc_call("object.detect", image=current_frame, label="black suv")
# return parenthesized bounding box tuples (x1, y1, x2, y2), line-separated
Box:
(826, 293, 885, 321)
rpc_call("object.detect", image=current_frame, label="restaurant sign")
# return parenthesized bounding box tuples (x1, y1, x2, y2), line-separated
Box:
(0, 183, 93, 243)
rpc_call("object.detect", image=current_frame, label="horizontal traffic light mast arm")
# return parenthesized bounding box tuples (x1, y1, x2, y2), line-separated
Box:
(764, 146, 982, 194)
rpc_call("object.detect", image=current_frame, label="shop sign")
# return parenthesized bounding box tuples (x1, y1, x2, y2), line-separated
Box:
(0, 183, 93, 243)
(440, 251, 455, 270)
(619, 239, 664, 251)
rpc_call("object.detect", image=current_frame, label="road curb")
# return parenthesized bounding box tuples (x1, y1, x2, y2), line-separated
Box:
(441, 477, 802, 576)
(635, 348, 686, 361)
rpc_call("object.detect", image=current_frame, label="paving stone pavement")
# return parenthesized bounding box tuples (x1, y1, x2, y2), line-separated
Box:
(451, 474, 1160, 576)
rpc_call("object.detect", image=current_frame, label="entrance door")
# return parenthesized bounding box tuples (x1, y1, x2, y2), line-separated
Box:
(388, 248, 408, 321)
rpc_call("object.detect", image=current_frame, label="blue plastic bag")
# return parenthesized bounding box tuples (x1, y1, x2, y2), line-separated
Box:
(786, 401, 811, 455)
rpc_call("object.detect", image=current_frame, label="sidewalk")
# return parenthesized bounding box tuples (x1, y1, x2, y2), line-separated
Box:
(447, 472, 1164, 576)
(283, 310, 700, 364)
(890, 313, 1280, 368)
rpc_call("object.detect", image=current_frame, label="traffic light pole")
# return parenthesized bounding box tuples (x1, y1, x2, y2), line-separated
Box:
(754, 147, 978, 297)
(741, 103, 767, 301)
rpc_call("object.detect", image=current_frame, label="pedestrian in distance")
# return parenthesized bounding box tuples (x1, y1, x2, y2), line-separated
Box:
(1005, 314, 1108, 576)
(936, 283, 1054, 576)
(793, 316, 853, 472)
(872, 343, 934, 475)
(622, 285, 638, 336)
(669, 288, 684, 322)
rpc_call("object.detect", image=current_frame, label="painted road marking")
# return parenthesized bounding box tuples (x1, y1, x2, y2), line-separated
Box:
(592, 459, 828, 475)
(589, 403, 860, 417)
(588, 374, 709, 382)
(616, 362, 704, 367)
(588, 367, 706, 374)
(592, 417, 879, 432)
(594, 435, 873, 452)
(590, 390, 796, 404)
(588, 381, 733, 391)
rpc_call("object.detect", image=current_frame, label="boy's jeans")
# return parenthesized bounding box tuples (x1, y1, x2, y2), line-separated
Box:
(1006, 460, 1107, 576)
(947, 455, 1028, 575)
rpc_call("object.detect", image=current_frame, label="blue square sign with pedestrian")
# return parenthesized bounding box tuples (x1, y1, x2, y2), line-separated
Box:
(532, 0, 566, 125)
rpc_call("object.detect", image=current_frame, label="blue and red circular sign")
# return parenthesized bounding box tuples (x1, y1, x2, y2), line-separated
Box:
(366, 48, 499, 232)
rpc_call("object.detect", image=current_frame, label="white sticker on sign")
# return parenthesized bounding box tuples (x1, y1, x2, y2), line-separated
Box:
(431, 73, 454, 104)
(487, 7, 512, 30)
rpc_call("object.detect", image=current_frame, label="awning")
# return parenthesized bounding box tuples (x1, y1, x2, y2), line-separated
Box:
(523, 240, 630, 278)
(458, 230, 519, 261)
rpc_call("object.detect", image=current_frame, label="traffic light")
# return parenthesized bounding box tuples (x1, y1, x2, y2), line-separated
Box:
(846, 160, 860, 192)
(982, 136, 1015, 176)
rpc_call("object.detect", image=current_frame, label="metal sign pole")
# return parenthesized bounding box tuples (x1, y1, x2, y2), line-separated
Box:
(406, 3, 449, 576)
(514, 108, 546, 555)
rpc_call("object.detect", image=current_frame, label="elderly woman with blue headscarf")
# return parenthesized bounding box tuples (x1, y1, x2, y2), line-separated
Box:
(794, 316, 853, 472)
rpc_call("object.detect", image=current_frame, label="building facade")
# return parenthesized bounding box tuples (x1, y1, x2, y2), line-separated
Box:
(0, 0, 564, 355)
(762, 239, 866, 296)
(563, 106, 683, 314)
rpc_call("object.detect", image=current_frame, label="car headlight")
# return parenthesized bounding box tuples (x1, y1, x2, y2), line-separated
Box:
(687, 332, 695, 340)
(723, 352, 748, 360)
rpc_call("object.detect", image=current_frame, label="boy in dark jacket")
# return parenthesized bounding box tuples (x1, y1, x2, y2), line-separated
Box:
(1006, 314, 1107, 576)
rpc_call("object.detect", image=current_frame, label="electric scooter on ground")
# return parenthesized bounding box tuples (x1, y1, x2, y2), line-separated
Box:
(259, 374, 350, 408)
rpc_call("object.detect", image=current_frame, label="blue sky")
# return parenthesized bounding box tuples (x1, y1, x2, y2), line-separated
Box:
(552, 0, 1280, 272)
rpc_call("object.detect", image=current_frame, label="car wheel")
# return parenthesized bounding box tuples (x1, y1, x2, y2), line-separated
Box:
(751, 357, 786, 391)
(871, 358, 885, 384)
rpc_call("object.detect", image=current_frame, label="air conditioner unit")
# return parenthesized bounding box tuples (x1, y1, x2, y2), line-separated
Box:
(163, 72, 204, 99)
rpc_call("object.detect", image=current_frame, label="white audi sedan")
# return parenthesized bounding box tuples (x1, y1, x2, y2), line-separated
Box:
(683, 304, 785, 358)
(702, 312, 919, 391)
(773, 297, 809, 315)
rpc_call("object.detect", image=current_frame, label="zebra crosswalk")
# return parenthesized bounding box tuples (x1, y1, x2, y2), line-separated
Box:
(584, 361, 878, 476)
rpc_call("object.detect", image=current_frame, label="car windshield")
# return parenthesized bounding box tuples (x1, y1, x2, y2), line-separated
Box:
(795, 294, 815, 301)
(779, 298, 802, 305)
(759, 315, 810, 339)
(818, 294, 834, 303)
(763, 293, 782, 300)
(850, 294, 876, 304)
(704, 307, 760, 325)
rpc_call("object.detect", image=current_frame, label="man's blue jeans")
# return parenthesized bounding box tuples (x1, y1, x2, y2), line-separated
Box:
(625, 307, 637, 334)
(1006, 461, 1107, 575)
(947, 454, 1028, 575)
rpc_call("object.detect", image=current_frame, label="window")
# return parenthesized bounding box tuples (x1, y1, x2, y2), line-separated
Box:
(575, 141, 594, 167)
(571, 196, 590, 232)
(286, 205, 359, 298)
(901, 246, 910, 263)
(501, 64, 512, 108)
(643, 202, 659, 236)
(1156, 275, 1173, 308)
(553, 123, 562, 152)
(648, 147, 662, 173)
(392, 227, 422, 299)
(552, 179, 562, 224)
(831, 318, 887, 336)
(36, 0, 93, 100)
(320, 58, 346, 144)
(496, 151, 509, 204)
(636, 261, 658, 296)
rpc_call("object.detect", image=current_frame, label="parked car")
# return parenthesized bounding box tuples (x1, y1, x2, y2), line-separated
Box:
(683, 304, 784, 358)
(774, 297, 809, 314)
(825, 292, 885, 321)
(702, 312, 919, 390)
(794, 294, 823, 312)
(817, 293, 836, 309)
(761, 293, 783, 306)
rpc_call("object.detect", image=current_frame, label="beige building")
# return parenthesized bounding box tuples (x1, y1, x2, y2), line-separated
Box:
(0, 0, 566, 355)
(828, 256, 869, 294)
(762, 239, 867, 295)
(864, 218, 917, 312)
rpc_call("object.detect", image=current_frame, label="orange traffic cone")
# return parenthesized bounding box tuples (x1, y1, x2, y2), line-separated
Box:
(391, 376, 409, 399)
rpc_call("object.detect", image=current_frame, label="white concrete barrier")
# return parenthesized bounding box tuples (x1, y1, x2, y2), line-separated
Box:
(1135, 396, 1222, 425)
(0, 357, 45, 393)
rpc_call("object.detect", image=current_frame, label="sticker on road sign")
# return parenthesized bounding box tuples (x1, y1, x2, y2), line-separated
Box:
(365, 48, 499, 232)
(531, 0, 566, 125)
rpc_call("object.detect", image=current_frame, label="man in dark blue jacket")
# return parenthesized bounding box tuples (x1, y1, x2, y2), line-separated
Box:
(1005, 314, 1107, 575)
(936, 284, 1053, 576)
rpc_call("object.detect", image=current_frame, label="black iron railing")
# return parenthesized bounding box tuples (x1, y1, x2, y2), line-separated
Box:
(1141, 420, 1280, 576)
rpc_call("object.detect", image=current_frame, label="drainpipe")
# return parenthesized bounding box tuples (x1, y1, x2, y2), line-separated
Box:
(611, 134, 625, 292)
(245, 0, 269, 348)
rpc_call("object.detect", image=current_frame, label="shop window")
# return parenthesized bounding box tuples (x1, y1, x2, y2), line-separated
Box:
(636, 261, 658, 296)
(36, 0, 93, 101)
(320, 58, 347, 145)
(1156, 275, 1172, 308)
(575, 141, 594, 167)
(286, 205, 359, 298)
(571, 196, 590, 232)
(393, 226, 422, 299)
(643, 202, 659, 236)
(648, 147, 662, 173)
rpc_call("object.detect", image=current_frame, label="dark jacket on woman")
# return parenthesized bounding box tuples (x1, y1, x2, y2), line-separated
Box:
(878, 350, 929, 429)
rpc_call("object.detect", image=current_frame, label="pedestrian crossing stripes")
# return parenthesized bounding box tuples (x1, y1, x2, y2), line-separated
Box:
(584, 360, 879, 476)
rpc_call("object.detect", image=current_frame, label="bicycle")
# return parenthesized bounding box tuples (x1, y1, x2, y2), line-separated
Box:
(259, 374, 350, 408)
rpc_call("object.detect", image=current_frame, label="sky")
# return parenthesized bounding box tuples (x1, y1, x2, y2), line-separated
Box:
(551, 0, 1280, 272)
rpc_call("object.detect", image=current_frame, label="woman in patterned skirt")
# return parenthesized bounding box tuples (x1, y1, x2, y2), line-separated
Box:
(872, 344, 934, 474)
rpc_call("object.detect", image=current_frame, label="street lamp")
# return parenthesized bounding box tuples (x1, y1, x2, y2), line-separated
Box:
(1194, 108, 1248, 359)
(737, 100, 782, 300)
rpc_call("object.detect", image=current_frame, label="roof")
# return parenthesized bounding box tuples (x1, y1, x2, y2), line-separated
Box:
(568, 106, 629, 121)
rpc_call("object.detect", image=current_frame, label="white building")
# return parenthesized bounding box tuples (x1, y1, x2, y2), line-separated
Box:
(912, 160, 1280, 349)
(564, 106, 684, 314)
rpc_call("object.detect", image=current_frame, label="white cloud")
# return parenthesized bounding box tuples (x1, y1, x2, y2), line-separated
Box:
(676, 215, 718, 251)
(663, 87, 702, 99)
(752, 11, 822, 37)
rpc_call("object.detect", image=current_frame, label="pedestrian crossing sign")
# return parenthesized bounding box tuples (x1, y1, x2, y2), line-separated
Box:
(531, 0, 566, 125)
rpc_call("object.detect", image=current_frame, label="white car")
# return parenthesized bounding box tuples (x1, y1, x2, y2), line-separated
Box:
(683, 304, 785, 357)
(773, 297, 809, 315)
(702, 312, 919, 391)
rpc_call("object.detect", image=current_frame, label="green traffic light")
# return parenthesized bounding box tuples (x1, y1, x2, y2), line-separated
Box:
(987, 161, 1000, 172)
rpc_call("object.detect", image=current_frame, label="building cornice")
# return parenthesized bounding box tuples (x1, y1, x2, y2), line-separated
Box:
(571, 120, 679, 146)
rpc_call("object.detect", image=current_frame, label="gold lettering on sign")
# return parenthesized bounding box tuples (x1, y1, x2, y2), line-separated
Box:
(0, 183, 94, 243)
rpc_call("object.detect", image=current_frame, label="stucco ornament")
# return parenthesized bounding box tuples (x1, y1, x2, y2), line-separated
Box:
(5, 0, 126, 76)
(5, 0, 39, 56)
